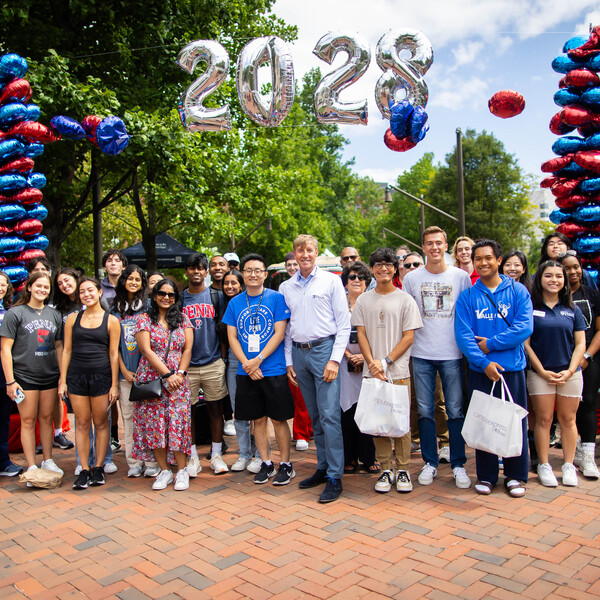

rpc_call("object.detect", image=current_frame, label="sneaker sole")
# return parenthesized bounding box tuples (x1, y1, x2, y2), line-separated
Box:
(455, 481, 472, 489)
(374, 487, 392, 493)
(73, 484, 88, 490)
(538, 478, 558, 487)
(0, 470, 23, 477)
(273, 471, 296, 486)
(418, 478, 434, 485)
(211, 467, 229, 474)
(53, 443, 74, 449)
(397, 486, 413, 493)
(89, 480, 105, 486)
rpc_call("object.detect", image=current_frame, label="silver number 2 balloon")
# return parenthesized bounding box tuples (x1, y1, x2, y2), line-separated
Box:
(176, 40, 231, 132)
(312, 31, 372, 125)
(375, 29, 434, 120)
(236, 36, 295, 128)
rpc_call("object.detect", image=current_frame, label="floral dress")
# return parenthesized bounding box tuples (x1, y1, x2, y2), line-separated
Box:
(132, 313, 192, 461)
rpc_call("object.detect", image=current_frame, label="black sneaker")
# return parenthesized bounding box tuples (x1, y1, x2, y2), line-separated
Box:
(89, 466, 105, 486)
(273, 463, 296, 486)
(110, 438, 121, 453)
(299, 468, 327, 489)
(253, 462, 275, 484)
(53, 432, 74, 450)
(73, 469, 90, 490)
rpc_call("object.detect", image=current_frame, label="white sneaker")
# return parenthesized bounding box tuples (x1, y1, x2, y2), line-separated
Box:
(374, 470, 395, 493)
(410, 441, 421, 453)
(438, 446, 450, 463)
(453, 467, 472, 489)
(210, 453, 229, 474)
(396, 470, 413, 493)
(152, 469, 174, 490)
(295, 439, 309, 451)
(26, 464, 38, 487)
(174, 469, 190, 491)
(186, 455, 202, 478)
(231, 457, 251, 471)
(144, 465, 161, 478)
(246, 456, 263, 474)
(127, 465, 143, 478)
(537, 462, 558, 487)
(223, 419, 236, 436)
(41, 459, 64, 476)
(418, 463, 437, 485)
(562, 462, 578, 487)
(574, 450, 600, 479)
(103, 461, 118, 474)
(74, 465, 83, 476)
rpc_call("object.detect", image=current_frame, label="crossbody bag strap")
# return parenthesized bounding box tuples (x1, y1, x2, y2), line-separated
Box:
(482, 290, 511, 328)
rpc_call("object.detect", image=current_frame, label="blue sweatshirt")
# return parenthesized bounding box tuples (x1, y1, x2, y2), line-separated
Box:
(455, 275, 533, 372)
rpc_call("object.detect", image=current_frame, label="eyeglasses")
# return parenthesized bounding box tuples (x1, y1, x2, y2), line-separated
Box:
(156, 290, 176, 299)
(404, 262, 423, 269)
(242, 269, 266, 275)
(373, 262, 394, 270)
(347, 274, 367, 281)
(341, 255, 358, 262)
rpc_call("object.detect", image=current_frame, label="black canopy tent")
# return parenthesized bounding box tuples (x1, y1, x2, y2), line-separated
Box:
(122, 233, 197, 268)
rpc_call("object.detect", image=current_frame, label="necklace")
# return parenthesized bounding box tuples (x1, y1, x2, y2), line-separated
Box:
(29, 304, 44, 316)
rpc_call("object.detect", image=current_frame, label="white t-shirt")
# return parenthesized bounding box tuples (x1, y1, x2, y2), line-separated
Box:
(402, 265, 471, 360)
(351, 288, 423, 380)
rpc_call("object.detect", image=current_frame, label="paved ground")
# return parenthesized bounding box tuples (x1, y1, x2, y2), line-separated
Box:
(1, 429, 600, 600)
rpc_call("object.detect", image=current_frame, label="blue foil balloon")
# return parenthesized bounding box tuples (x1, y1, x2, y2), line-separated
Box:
(26, 234, 49, 250)
(552, 55, 581, 74)
(0, 139, 24, 162)
(554, 88, 581, 107)
(3, 265, 27, 283)
(587, 55, 600, 71)
(95, 116, 130, 155)
(27, 173, 46, 189)
(549, 209, 572, 224)
(587, 268, 599, 283)
(580, 178, 600, 194)
(563, 36, 589, 52)
(389, 100, 414, 139)
(0, 54, 27, 82)
(0, 236, 25, 254)
(574, 237, 600, 253)
(23, 143, 43, 158)
(27, 204, 48, 221)
(25, 104, 40, 121)
(0, 203, 26, 222)
(50, 116, 86, 140)
(409, 106, 429, 143)
(0, 174, 26, 192)
(0, 102, 27, 126)
(574, 204, 600, 221)
(556, 163, 590, 177)
(580, 88, 600, 107)
(552, 136, 586, 155)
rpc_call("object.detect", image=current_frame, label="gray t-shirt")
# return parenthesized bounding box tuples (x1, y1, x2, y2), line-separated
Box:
(402, 265, 471, 360)
(0, 304, 63, 386)
(352, 288, 423, 380)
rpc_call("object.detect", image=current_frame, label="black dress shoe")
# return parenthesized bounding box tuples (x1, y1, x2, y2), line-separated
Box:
(319, 478, 342, 503)
(299, 469, 327, 489)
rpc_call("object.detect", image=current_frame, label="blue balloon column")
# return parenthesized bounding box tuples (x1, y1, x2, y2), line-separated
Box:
(0, 53, 130, 290)
(546, 27, 600, 277)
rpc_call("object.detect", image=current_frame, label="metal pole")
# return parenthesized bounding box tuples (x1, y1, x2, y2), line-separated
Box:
(387, 184, 459, 223)
(419, 196, 425, 243)
(91, 150, 103, 279)
(456, 128, 466, 236)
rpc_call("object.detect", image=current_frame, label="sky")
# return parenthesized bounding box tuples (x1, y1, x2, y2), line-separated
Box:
(271, 0, 600, 186)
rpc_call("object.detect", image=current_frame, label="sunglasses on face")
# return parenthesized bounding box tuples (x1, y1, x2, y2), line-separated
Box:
(557, 250, 577, 259)
(156, 290, 176, 299)
(404, 262, 423, 269)
(341, 255, 358, 262)
(347, 273, 367, 281)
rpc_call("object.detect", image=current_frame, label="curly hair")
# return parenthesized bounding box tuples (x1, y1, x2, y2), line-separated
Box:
(341, 261, 372, 287)
(147, 279, 185, 330)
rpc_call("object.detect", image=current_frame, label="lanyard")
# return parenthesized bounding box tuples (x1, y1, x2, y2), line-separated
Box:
(245, 290, 265, 333)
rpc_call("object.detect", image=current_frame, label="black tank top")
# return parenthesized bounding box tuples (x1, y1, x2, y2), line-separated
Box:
(68, 310, 111, 374)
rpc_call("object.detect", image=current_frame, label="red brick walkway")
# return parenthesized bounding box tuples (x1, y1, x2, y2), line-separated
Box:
(1, 434, 599, 599)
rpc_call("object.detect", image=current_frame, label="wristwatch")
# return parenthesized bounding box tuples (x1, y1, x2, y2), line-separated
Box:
(584, 352, 593, 363)
(177, 369, 187, 376)
(258, 353, 265, 362)
(384, 356, 393, 366)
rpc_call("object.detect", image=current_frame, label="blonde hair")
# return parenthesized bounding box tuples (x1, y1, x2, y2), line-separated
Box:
(452, 236, 475, 266)
(293, 234, 319, 253)
(422, 226, 447, 244)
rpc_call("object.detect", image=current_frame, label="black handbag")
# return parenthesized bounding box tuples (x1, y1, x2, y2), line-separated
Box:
(129, 331, 172, 402)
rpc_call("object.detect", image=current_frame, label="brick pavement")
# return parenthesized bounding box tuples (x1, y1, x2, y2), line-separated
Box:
(1, 430, 599, 600)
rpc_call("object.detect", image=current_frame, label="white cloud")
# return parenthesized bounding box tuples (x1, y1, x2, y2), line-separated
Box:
(355, 166, 405, 184)
(575, 11, 600, 35)
(428, 73, 489, 111)
(452, 41, 484, 68)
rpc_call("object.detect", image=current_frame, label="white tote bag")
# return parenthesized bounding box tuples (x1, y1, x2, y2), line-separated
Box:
(461, 374, 528, 458)
(354, 377, 410, 437)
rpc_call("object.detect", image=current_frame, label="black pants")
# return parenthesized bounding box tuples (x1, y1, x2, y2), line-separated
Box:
(578, 359, 600, 443)
(341, 403, 376, 467)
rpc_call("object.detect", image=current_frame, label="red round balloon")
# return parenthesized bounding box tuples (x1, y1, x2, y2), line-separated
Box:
(573, 150, 600, 172)
(556, 222, 595, 237)
(563, 69, 600, 87)
(554, 194, 592, 209)
(550, 112, 575, 135)
(488, 90, 525, 118)
(551, 177, 582, 197)
(383, 129, 417, 152)
(0, 78, 32, 105)
(561, 105, 596, 126)
(0, 157, 34, 175)
(541, 155, 573, 173)
(0, 188, 43, 205)
(7, 121, 60, 143)
(13, 218, 42, 237)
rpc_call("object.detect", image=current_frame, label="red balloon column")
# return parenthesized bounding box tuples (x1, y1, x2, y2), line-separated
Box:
(547, 27, 600, 279)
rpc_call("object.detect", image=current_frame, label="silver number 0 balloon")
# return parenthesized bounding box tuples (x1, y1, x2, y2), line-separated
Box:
(236, 36, 295, 128)
(312, 31, 372, 125)
(375, 29, 434, 120)
(176, 40, 231, 132)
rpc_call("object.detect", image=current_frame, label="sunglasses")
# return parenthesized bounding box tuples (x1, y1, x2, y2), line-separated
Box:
(156, 290, 176, 299)
(404, 262, 423, 269)
(347, 273, 367, 281)
(557, 250, 577, 259)
(341, 255, 359, 262)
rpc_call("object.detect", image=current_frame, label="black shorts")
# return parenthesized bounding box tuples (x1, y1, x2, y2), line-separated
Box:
(67, 371, 112, 397)
(234, 373, 294, 421)
(16, 377, 59, 392)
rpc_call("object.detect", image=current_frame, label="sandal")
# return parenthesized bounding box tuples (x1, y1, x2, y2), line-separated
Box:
(344, 461, 358, 474)
(362, 462, 381, 474)
(475, 480, 493, 495)
(505, 479, 526, 498)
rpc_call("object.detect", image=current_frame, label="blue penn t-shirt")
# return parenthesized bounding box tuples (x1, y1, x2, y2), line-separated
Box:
(530, 301, 587, 372)
(223, 288, 290, 377)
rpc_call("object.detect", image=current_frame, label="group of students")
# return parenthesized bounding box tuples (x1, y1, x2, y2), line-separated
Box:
(0, 228, 598, 501)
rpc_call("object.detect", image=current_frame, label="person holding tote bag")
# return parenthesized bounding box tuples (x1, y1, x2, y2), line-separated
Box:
(455, 239, 533, 497)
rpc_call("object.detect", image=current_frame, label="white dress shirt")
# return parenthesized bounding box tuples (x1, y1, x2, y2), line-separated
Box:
(279, 266, 351, 366)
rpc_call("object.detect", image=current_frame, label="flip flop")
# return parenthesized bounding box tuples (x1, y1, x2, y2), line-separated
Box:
(475, 480, 493, 495)
(505, 479, 526, 498)
(344, 462, 358, 474)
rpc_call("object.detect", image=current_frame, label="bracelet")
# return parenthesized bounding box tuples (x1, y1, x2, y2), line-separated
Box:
(160, 371, 174, 379)
(5, 381, 15, 386)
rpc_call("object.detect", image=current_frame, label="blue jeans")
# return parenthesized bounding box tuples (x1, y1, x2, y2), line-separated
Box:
(227, 348, 255, 460)
(412, 357, 466, 469)
(292, 339, 343, 479)
(75, 412, 113, 468)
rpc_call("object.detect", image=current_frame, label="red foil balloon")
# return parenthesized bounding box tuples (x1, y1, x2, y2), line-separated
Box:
(550, 112, 576, 135)
(383, 129, 417, 152)
(488, 90, 525, 118)
(15, 248, 44, 265)
(13, 218, 42, 237)
(556, 222, 596, 237)
(560, 105, 598, 126)
(0, 157, 34, 175)
(568, 26, 600, 59)
(540, 176, 558, 188)
(562, 69, 600, 88)
(554, 194, 593, 209)
(573, 150, 600, 172)
(7, 121, 60, 143)
(541, 155, 573, 172)
(551, 177, 582, 197)
(0, 79, 32, 105)
(0, 188, 42, 205)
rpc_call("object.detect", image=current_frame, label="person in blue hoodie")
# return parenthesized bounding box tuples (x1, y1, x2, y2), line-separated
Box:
(455, 239, 533, 497)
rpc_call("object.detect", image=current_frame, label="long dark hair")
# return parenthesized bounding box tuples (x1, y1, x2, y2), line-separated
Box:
(538, 232, 572, 266)
(223, 269, 244, 305)
(147, 279, 184, 330)
(113, 265, 148, 315)
(531, 260, 574, 310)
(0, 271, 14, 309)
(500, 250, 531, 291)
(53, 267, 81, 315)
(15, 272, 53, 307)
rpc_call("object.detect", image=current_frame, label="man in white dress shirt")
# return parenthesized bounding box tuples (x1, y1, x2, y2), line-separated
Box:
(279, 235, 351, 503)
